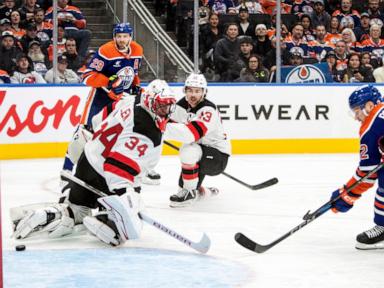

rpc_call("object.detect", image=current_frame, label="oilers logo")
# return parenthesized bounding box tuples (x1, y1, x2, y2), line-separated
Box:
(285, 64, 326, 83)
(117, 66, 135, 90)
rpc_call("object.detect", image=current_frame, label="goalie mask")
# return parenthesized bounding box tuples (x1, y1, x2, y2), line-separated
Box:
(142, 80, 177, 132)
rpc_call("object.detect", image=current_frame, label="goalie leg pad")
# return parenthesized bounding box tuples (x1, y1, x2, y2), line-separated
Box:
(83, 213, 120, 246)
(97, 192, 143, 243)
(67, 125, 93, 164)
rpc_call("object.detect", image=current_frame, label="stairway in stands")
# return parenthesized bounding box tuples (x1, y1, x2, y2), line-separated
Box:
(74, 0, 114, 51)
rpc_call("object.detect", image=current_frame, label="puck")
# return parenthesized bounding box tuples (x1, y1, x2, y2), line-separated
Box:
(15, 245, 26, 251)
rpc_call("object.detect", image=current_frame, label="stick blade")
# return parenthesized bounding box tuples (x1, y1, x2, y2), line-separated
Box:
(251, 177, 278, 190)
(194, 233, 211, 254)
(234, 233, 269, 253)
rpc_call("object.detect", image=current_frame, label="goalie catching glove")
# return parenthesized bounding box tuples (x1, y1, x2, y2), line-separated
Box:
(83, 188, 143, 246)
(13, 203, 75, 239)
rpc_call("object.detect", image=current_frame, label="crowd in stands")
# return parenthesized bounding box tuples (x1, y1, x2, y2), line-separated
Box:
(0, 0, 92, 84)
(162, 0, 384, 83)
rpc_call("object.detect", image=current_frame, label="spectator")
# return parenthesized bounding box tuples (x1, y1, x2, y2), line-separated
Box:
(0, 31, 22, 74)
(77, 48, 95, 76)
(332, 0, 361, 28)
(340, 27, 357, 52)
(0, 18, 11, 33)
(9, 10, 26, 40)
(354, 12, 371, 43)
(334, 39, 349, 70)
(34, 8, 52, 44)
(324, 50, 339, 81)
(309, 24, 334, 62)
(0, 0, 16, 21)
(360, 51, 374, 71)
(283, 23, 310, 57)
(237, 6, 254, 37)
(367, 0, 384, 25)
(27, 40, 49, 77)
(45, 0, 91, 60)
(237, 0, 265, 14)
(45, 55, 80, 83)
(200, 13, 223, 75)
(238, 54, 269, 82)
(214, 22, 240, 81)
(18, 0, 40, 26)
(339, 53, 375, 83)
(208, 0, 234, 15)
(62, 37, 81, 72)
(310, 0, 331, 31)
(263, 36, 287, 71)
(357, 24, 384, 59)
(10, 53, 46, 83)
(0, 69, 10, 83)
(47, 25, 66, 61)
(300, 14, 315, 42)
(232, 35, 253, 79)
(20, 22, 41, 52)
(286, 51, 304, 66)
(373, 57, 384, 82)
(252, 23, 271, 59)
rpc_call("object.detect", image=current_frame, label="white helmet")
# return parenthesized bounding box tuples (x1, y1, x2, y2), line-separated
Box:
(146, 79, 169, 96)
(184, 73, 207, 96)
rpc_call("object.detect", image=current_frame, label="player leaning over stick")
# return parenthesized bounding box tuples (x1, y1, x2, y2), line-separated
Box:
(12, 82, 177, 246)
(164, 73, 231, 207)
(330, 84, 384, 250)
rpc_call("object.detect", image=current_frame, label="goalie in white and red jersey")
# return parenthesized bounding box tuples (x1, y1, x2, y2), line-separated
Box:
(12, 81, 177, 246)
(165, 73, 231, 207)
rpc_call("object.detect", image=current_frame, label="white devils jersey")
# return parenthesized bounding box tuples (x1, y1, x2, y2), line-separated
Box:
(84, 99, 163, 191)
(166, 98, 231, 155)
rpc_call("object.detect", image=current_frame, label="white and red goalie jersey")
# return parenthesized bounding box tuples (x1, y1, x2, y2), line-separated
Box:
(84, 98, 163, 191)
(165, 98, 231, 155)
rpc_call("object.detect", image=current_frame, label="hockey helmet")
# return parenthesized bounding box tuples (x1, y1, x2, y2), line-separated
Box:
(349, 84, 382, 110)
(113, 23, 133, 36)
(184, 73, 208, 96)
(142, 80, 177, 131)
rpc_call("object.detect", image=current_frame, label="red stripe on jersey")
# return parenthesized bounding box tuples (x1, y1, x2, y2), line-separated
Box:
(109, 152, 141, 174)
(186, 121, 208, 141)
(104, 163, 134, 183)
(182, 172, 199, 180)
(374, 201, 384, 210)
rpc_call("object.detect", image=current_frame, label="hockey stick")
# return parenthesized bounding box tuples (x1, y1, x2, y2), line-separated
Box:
(163, 140, 278, 190)
(60, 170, 210, 254)
(235, 161, 384, 253)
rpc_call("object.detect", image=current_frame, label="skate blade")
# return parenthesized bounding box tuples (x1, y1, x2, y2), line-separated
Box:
(355, 241, 384, 250)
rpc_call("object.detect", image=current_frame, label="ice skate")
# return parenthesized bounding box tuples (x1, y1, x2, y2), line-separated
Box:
(356, 225, 384, 250)
(141, 170, 161, 185)
(170, 188, 198, 207)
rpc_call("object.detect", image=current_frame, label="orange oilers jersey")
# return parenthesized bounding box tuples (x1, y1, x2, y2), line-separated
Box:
(344, 104, 384, 197)
(82, 40, 143, 90)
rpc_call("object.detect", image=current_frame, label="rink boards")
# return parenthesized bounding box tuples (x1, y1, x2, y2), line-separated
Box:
(0, 83, 376, 159)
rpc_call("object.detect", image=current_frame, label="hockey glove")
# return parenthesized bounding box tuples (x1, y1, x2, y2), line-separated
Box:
(107, 75, 124, 100)
(330, 187, 360, 213)
(128, 85, 143, 96)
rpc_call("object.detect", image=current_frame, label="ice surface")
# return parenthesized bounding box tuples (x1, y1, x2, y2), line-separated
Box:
(1, 154, 383, 288)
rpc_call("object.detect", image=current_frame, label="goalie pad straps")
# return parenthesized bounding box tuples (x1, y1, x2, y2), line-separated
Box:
(96, 191, 143, 244)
